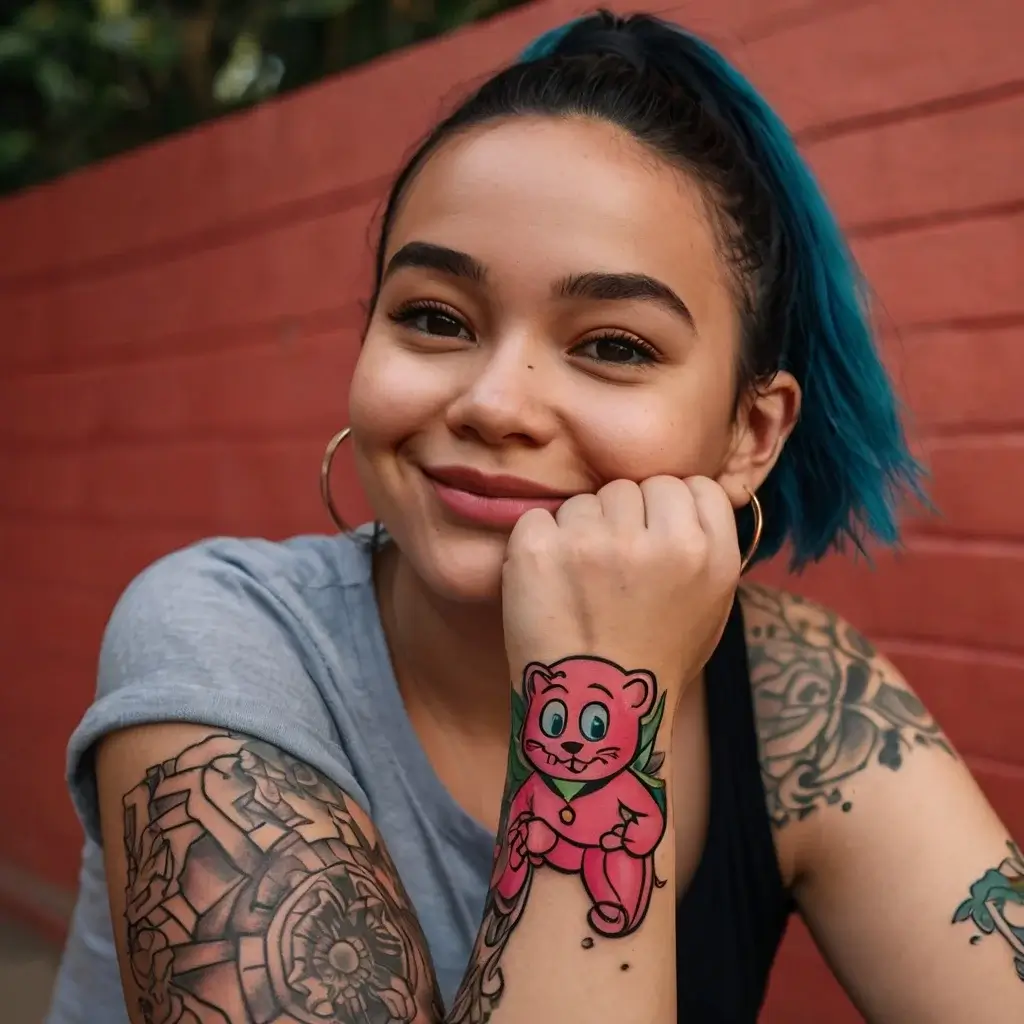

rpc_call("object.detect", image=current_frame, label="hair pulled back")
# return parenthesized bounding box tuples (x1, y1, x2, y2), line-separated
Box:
(368, 9, 926, 570)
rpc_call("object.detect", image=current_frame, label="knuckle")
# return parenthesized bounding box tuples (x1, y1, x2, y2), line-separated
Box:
(508, 508, 555, 553)
(599, 478, 641, 499)
(674, 531, 709, 565)
(567, 529, 613, 563)
(556, 492, 599, 520)
(687, 475, 732, 512)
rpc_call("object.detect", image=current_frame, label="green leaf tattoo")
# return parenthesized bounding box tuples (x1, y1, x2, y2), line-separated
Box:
(953, 841, 1024, 982)
(630, 691, 667, 813)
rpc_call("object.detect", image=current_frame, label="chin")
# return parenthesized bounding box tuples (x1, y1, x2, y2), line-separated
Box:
(404, 524, 509, 604)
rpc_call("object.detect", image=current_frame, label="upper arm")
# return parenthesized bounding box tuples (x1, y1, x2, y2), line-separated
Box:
(97, 722, 444, 1024)
(742, 584, 1024, 1023)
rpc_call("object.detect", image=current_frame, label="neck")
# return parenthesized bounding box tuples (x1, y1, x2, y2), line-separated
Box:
(374, 542, 512, 738)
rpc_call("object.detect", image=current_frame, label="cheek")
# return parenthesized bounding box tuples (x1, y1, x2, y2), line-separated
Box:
(569, 376, 733, 482)
(348, 332, 448, 448)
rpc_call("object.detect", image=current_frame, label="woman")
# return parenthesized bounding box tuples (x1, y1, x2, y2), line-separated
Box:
(48, 10, 1023, 1024)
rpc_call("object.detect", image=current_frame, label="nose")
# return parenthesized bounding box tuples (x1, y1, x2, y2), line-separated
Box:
(446, 337, 558, 447)
(561, 741, 583, 754)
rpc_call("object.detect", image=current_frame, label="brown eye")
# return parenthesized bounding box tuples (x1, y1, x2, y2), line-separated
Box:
(390, 303, 471, 340)
(596, 338, 639, 362)
(416, 311, 468, 337)
(573, 333, 659, 366)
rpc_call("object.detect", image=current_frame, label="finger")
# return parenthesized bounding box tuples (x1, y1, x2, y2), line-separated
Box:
(505, 506, 557, 559)
(638, 475, 700, 537)
(555, 491, 603, 527)
(596, 479, 646, 529)
(685, 476, 741, 573)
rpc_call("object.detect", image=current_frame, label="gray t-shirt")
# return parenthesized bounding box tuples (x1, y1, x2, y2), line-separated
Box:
(47, 527, 494, 1024)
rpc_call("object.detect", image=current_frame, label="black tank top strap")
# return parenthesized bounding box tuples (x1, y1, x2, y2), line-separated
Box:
(675, 593, 794, 1021)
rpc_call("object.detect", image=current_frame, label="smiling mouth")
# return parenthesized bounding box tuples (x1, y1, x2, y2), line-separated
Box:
(420, 466, 575, 529)
(421, 465, 574, 500)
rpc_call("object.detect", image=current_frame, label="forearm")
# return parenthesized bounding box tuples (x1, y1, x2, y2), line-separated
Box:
(101, 715, 677, 1024)
(447, 654, 679, 1024)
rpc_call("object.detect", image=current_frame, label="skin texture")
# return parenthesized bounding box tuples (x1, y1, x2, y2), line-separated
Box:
(95, 114, 1022, 1024)
(739, 586, 1023, 1021)
(347, 116, 799, 603)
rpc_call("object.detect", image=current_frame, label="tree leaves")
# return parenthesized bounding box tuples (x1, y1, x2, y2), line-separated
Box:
(0, 28, 36, 63)
(0, 129, 34, 168)
(0, 0, 529, 195)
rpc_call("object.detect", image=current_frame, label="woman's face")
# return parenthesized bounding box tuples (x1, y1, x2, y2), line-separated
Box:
(349, 116, 797, 601)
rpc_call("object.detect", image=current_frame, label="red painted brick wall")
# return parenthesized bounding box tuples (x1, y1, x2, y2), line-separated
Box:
(1, 0, 1021, 1018)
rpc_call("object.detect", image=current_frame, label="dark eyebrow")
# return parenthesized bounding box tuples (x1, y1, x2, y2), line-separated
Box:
(587, 682, 614, 698)
(383, 241, 487, 284)
(556, 271, 694, 328)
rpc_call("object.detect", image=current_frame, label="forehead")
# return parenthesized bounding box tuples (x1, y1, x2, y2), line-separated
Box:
(387, 116, 732, 317)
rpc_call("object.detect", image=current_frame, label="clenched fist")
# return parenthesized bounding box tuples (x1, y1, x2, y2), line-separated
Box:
(501, 476, 743, 703)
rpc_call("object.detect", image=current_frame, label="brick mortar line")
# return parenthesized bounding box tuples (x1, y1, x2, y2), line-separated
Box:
(0, 173, 392, 296)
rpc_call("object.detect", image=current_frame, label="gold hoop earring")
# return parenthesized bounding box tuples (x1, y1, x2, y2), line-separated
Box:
(320, 427, 351, 532)
(739, 486, 763, 574)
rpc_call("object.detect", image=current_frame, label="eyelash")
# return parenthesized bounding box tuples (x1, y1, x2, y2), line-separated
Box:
(389, 299, 459, 322)
(573, 331, 660, 368)
(387, 301, 660, 368)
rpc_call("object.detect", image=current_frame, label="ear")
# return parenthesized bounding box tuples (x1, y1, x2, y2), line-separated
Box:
(522, 662, 553, 703)
(623, 671, 656, 714)
(717, 370, 801, 508)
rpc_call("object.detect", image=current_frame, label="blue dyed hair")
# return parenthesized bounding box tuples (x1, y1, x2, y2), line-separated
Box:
(370, 10, 926, 570)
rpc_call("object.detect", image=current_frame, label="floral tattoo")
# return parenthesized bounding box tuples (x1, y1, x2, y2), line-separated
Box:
(121, 732, 444, 1024)
(743, 584, 956, 828)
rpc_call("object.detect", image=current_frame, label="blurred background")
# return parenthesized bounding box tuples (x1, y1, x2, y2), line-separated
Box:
(0, 0, 1021, 1021)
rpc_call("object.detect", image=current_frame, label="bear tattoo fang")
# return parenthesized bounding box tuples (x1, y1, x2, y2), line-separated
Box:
(492, 656, 668, 937)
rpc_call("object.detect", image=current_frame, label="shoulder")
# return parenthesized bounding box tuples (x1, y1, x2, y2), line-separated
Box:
(69, 531, 381, 842)
(90, 528, 382, 717)
(119, 529, 373, 602)
(738, 581, 952, 834)
(104, 529, 374, 651)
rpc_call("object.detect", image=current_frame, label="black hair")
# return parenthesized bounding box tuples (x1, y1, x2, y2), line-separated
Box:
(366, 10, 926, 569)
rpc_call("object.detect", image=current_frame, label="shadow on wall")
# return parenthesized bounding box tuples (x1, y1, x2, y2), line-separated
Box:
(0, 915, 61, 1024)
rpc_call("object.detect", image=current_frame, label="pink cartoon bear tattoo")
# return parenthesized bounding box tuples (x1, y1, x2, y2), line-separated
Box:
(491, 656, 668, 938)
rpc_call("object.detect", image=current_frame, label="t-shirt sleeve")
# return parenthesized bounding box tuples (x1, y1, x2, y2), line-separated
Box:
(67, 540, 368, 846)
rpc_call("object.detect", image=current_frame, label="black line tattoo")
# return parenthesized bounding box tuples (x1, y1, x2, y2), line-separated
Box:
(742, 585, 956, 829)
(447, 655, 670, 1023)
(121, 732, 444, 1024)
(953, 841, 1024, 982)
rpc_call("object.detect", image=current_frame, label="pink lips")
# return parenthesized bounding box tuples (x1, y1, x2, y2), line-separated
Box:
(423, 465, 573, 528)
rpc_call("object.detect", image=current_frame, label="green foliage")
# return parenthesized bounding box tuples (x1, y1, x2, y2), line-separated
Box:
(495, 685, 532, 842)
(0, 0, 529, 195)
(630, 690, 666, 811)
(507, 686, 531, 787)
(630, 691, 665, 778)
